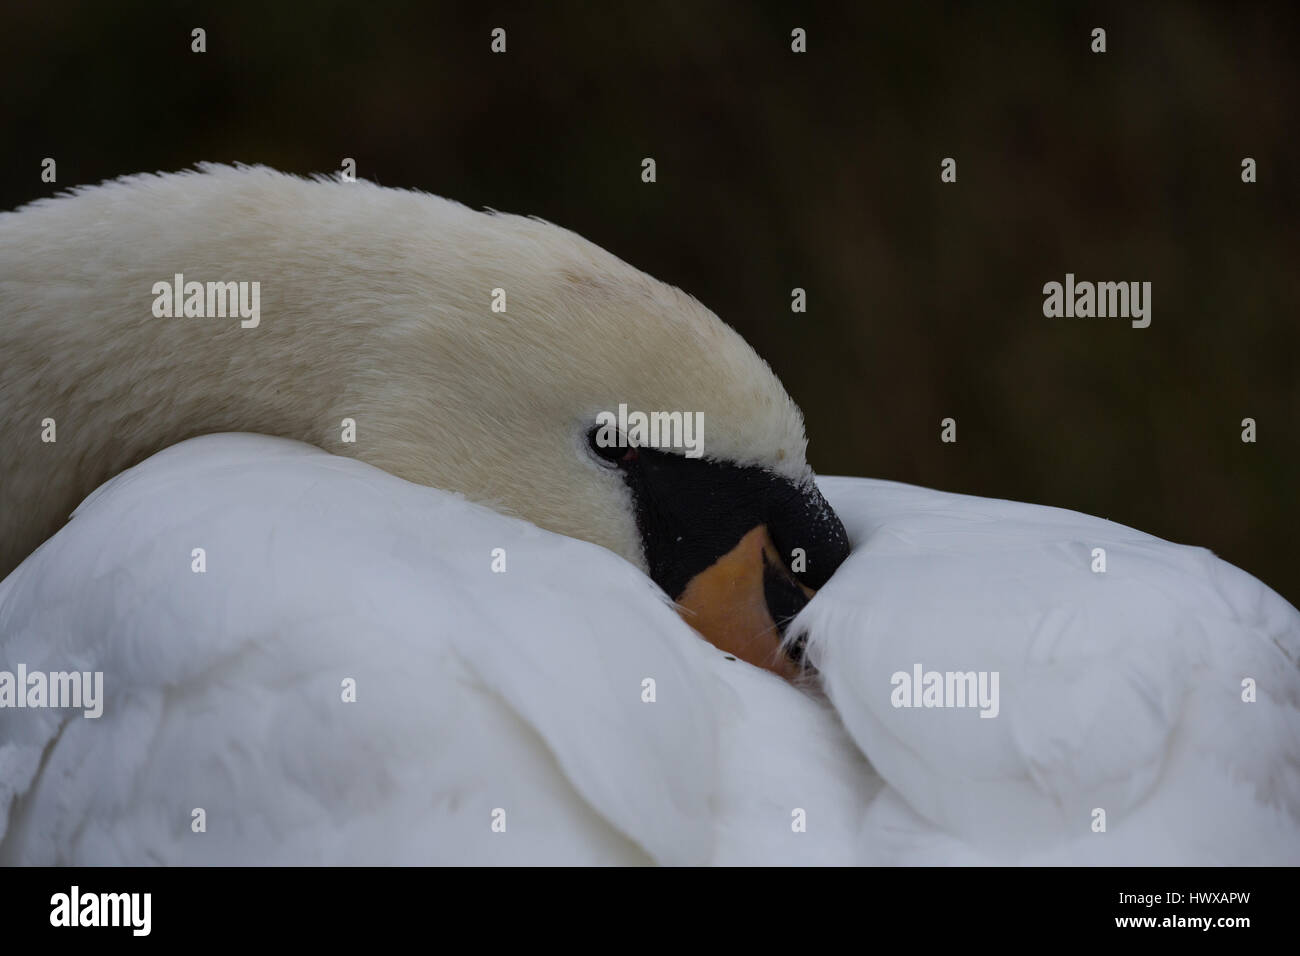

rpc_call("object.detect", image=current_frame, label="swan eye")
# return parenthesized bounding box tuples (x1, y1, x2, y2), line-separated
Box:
(588, 427, 638, 465)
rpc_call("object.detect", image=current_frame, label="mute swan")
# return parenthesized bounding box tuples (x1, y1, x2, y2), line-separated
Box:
(0, 166, 1296, 865)
(0, 164, 845, 677)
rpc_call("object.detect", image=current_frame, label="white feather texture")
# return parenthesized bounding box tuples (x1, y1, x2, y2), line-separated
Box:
(2, 438, 1295, 864)
(0, 435, 874, 865)
(0, 435, 712, 864)
(796, 477, 1300, 865)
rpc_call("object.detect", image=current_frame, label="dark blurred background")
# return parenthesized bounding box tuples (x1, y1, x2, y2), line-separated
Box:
(2, 1, 1296, 602)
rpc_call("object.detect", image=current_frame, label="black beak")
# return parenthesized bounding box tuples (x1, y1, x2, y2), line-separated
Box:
(608, 445, 851, 676)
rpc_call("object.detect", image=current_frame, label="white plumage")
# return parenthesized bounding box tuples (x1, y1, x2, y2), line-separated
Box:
(1, 435, 1294, 864)
(0, 435, 716, 865)
(1, 167, 1297, 865)
(803, 477, 1300, 865)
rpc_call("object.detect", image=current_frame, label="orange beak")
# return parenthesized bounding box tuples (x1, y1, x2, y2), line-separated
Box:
(674, 525, 815, 679)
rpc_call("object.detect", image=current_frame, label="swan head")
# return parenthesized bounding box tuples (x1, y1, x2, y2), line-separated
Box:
(3, 165, 851, 676)
(328, 181, 851, 677)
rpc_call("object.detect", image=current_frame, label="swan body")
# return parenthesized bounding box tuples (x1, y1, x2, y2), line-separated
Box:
(0, 435, 874, 865)
(804, 477, 1300, 865)
(1, 436, 1293, 864)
